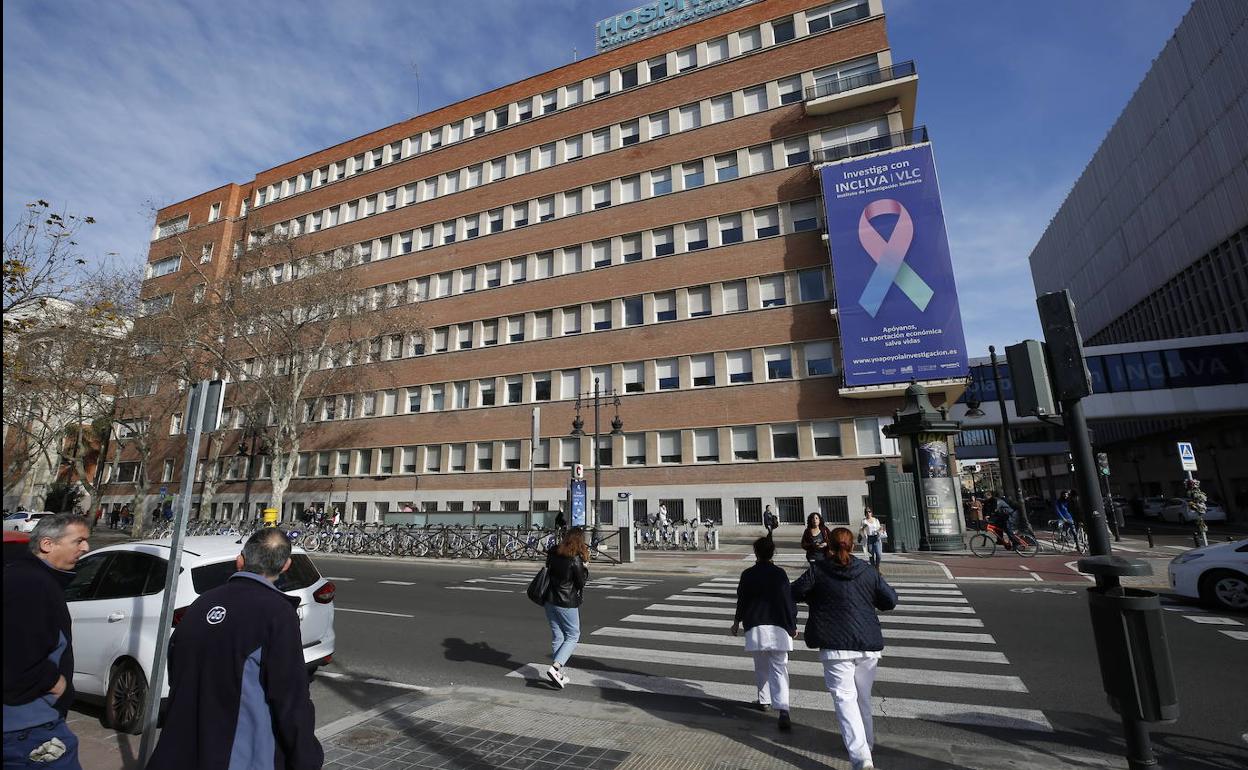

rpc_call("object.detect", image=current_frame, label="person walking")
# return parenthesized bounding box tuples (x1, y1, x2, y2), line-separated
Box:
(731, 537, 797, 730)
(800, 512, 832, 564)
(763, 505, 779, 535)
(3, 513, 91, 770)
(858, 508, 886, 568)
(147, 528, 323, 770)
(792, 528, 898, 770)
(542, 527, 589, 690)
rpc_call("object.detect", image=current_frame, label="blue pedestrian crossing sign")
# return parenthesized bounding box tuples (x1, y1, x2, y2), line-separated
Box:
(1177, 442, 1197, 472)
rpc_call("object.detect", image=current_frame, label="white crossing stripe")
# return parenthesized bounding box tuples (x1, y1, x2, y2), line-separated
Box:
(336, 607, 414, 618)
(379, 580, 416, 586)
(506, 665, 1051, 732)
(1220, 630, 1248, 640)
(646, 603, 796, 618)
(895, 589, 965, 596)
(590, 626, 1011, 664)
(889, 596, 969, 604)
(623, 612, 986, 630)
(685, 587, 739, 595)
(883, 628, 997, 644)
(571, 643, 1027, 692)
(447, 586, 514, 593)
(885, 583, 960, 589)
(891, 604, 976, 614)
(879, 616, 986, 628)
(665, 594, 736, 604)
(324, 577, 355, 582)
(1185, 616, 1242, 626)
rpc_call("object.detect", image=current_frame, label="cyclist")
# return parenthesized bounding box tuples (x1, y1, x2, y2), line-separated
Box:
(1054, 491, 1076, 542)
(985, 491, 1018, 548)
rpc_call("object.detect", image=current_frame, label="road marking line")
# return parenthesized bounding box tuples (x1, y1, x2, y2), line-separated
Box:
(665, 594, 736, 603)
(570, 643, 1028, 692)
(1185, 616, 1242, 626)
(590, 626, 1011, 663)
(879, 615, 986, 627)
(335, 607, 415, 618)
(888, 596, 969, 604)
(378, 580, 416, 586)
(887, 582, 960, 589)
(883, 628, 997, 644)
(317, 671, 432, 692)
(1027, 572, 1043, 581)
(505, 665, 1051, 732)
(1220, 630, 1248, 641)
(1063, 561, 1097, 583)
(447, 586, 515, 593)
(685, 587, 738, 595)
(891, 604, 976, 614)
(957, 576, 1041, 583)
(324, 577, 355, 581)
(895, 589, 965, 596)
(621, 612, 986, 629)
(645, 603, 803, 617)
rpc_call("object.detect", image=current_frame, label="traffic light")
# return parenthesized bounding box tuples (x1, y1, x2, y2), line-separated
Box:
(1097, 452, 1111, 477)
(1037, 291, 1093, 401)
(1005, 340, 1057, 417)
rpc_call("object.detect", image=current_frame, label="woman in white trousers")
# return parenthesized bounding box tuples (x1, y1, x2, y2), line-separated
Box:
(731, 536, 798, 730)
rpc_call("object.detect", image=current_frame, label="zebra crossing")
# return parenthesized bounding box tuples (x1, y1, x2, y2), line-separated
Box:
(1160, 598, 1246, 641)
(508, 576, 1054, 732)
(449, 572, 663, 594)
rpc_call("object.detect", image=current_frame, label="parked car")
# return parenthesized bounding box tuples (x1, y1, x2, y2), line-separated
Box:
(3, 510, 55, 533)
(1141, 497, 1167, 518)
(1168, 538, 1248, 612)
(1160, 499, 1227, 524)
(65, 535, 336, 733)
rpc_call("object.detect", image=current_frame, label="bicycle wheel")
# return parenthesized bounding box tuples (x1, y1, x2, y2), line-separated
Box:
(1075, 527, 1089, 555)
(1015, 532, 1039, 557)
(968, 532, 996, 558)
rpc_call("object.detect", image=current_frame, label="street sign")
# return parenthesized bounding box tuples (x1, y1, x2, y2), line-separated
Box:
(1177, 442, 1197, 472)
(572, 463, 585, 480)
(570, 479, 587, 527)
(617, 492, 631, 500)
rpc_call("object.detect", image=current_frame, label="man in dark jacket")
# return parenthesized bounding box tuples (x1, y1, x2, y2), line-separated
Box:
(3, 513, 90, 769)
(148, 527, 322, 770)
(731, 537, 798, 729)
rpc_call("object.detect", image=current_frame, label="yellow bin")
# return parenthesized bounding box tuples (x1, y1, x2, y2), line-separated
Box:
(263, 508, 279, 526)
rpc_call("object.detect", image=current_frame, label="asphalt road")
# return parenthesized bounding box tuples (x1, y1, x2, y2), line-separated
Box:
(305, 555, 1248, 768)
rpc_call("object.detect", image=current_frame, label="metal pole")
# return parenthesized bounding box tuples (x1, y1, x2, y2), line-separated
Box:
(138, 383, 207, 764)
(241, 430, 258, 520)
(592, 378, 601, 530)
(910, 438, 931, 551)
(989, 345, 1025, 509)
(528, 408, 538, 528)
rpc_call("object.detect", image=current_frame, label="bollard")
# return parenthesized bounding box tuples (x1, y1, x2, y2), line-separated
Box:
(1192, 532, 1201, 549)
(1146, 529, 1154, 548)
(900, 541, 908, 554)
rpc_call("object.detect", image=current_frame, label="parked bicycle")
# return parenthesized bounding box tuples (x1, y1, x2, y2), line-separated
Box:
(1046, 518, 1088, 554)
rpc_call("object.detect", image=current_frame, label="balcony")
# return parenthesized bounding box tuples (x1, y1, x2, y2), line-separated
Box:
(804, 60, 918, 126)
(812, 126, 929, 165)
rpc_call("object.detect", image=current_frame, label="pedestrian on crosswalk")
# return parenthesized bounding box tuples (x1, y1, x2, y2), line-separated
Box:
(731, 536, 798, 730)
(792, 527, 899, 770)
(800, 512, 832, 564)
(542, 527, 590, 690)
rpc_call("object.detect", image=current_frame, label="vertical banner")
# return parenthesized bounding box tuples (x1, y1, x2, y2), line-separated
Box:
(570, 479, 587, 527)
(917, 433, 960, 537)
(818, 144, 969, 386)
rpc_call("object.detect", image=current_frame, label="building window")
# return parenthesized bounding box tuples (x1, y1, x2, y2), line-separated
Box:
(799, 268, 827, 301)
(654, 292, 677, 322)
(676, 46, 696, 72)
(732, 427, 758, 460)
(777, 75, 803, 105)
(508, 316, 524, 343)
(691, 354, 715, 387)
(679, 104, 701, 131)
(620, 121, 640, 146)
(208, 202, 221, 222)
(683, 162, 705, 189)
(791, 200, 820, 231)
(647, 56, 668, 80)
(425, 445, 442, 472)
(805, 341, 837, 376)
(533, 375, 552, 402)
(649, 111, 670, 138)
(719, 214, 743, 245)
(562, 306, 582, 334)
(688, 286, 711, 317)
(624, 296, 644, 326)
(506, 376, 523, 404)
(813, 422, 842, 457)
(561, 369, 581, 399)
(622, 362, 643, 393)
(591, 129, 609, 155)
(658, 431, 681, 464)
(592, 240, 611, 268)
(760, 275, 787, 308)
(625, 434, 646, 465)
(709, 95, 733, 123)
(743, 86, 768, 115)
(772, 424, 799, 459)
(705, 37, 728, 64)
(656, 359, 678, 390)
(533, 439, 550, 469)
(738, 26, 762, 52)
(694, 429, 719, 462)
(727, 350, 753, 383)
(722, 281, 747, 313)
(651, 168, 672, 196)
(450, 444, 466, 472)
(147, 255, 181, 279)
(561, 437, 580, 468)
(654, 227, 675, 257)
(479, 379, 496, 406)
(592, 184, 611, 210)
(503, 441, 521, 470)
(819, 496, 850, 525)
(715, 154, 739, 182)
(476, 443, 493, 471)
(766, 347, 793, 380)
(592, 303, 611, 331)
(686, 221, 708, 251)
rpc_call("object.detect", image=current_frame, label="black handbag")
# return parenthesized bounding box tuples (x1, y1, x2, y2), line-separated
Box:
(526, 566, 550, 606)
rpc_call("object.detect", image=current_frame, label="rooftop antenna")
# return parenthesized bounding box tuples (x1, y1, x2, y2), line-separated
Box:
(412, 62, 421, 113)
(573, 46, 578, 62)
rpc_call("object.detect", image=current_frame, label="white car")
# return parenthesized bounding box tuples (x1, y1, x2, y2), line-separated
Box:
(66, 535, 336, 733)
(1159, 499, 1227, 524)
(1140, 497, 1167, 518)
(1168, 538, 1248, 612)
(3, 511, 55, 533)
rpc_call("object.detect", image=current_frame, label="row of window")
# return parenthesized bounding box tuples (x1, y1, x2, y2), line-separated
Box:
(218, 262, 834, 391)
(241, 94, 887, 256)
(242, 1, 871, 214)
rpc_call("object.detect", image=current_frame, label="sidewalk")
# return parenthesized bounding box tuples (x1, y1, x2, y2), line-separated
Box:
(71, 684, 1130, 770)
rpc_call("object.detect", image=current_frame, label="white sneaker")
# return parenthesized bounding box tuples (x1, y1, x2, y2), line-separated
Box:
(545, 665, 566, 689)
(558, 670, 571, 686)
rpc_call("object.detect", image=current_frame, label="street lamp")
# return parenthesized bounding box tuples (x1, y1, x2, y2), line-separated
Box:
(570, 377, 624, 527)
(989, 345, 1025, 507)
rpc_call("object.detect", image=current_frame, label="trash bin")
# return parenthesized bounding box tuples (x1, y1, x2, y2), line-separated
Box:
(1086, 586, 1179, 723)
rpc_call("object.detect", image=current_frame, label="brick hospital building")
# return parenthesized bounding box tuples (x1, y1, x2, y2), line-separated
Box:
(105, 0, 967, 527)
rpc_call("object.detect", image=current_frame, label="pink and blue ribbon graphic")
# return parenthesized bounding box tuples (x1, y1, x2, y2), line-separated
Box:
(856, 198, 934, 317)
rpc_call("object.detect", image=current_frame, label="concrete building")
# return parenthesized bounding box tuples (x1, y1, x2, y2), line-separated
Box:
(998, 0, 1248, 517)
(102, 0, 967, 528)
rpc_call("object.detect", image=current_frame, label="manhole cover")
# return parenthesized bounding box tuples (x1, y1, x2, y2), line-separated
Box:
(337, 726, 399, 750)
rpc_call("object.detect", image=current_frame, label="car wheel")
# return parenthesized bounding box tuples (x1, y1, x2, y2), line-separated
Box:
(1200, 570, 1248, 612)
(104, 659, 148, 735)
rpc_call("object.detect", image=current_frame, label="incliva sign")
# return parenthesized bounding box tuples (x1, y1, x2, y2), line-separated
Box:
(595, 0, 758, 52)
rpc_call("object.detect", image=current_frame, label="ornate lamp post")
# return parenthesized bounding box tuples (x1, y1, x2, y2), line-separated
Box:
(883, 382, 965, 551)
(570, 377, 624, 526)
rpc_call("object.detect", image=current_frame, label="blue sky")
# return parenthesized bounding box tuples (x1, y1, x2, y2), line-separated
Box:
(2, 0, 1191, 356)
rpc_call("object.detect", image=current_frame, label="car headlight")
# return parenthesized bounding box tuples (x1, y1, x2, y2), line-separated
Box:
(1172, 552, 1205, 565)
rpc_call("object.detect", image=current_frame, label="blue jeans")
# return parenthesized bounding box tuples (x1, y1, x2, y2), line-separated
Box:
(544, 603, 581, 666)
(867, 537, 883, 567)
(3, 719, 81, 770)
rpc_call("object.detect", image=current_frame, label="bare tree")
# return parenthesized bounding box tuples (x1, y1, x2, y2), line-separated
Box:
(3, 201, 96, 329)
(156, 227, 423, 517)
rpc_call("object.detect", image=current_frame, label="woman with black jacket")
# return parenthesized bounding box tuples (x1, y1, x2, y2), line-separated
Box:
(731, 536, 798, 730)
(791, 527, 898, 770)
(800, 512, 833, 563)
(543, 527, 590, 689)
